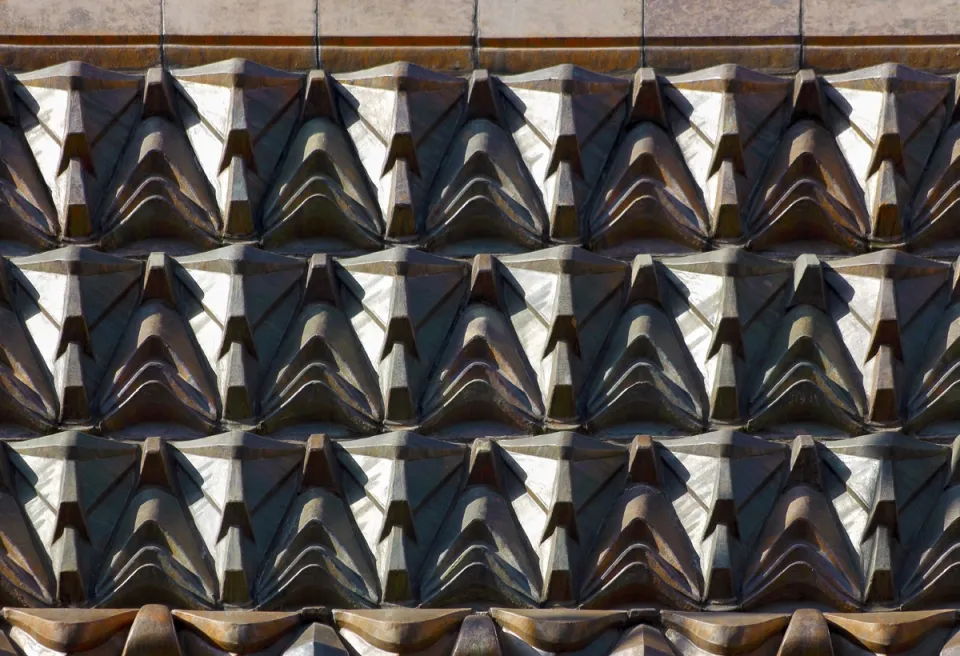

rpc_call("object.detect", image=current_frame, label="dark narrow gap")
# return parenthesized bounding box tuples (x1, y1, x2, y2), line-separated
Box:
(472, 0, 480, 71)
(315, 0, 321, 69)
(159, 0, 166, 68)
(641, 0, 646, 66)
(799, 0, 805, 69)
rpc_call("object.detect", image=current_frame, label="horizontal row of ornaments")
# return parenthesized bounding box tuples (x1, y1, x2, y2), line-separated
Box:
(2, 59, 960, 257)
(0, 429, 957, 612)
(0, 606, 957, 656)
(0, 244, 954, 436)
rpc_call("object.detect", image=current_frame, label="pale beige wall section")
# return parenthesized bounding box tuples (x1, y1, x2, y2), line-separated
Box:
(164, 0, 317, 68)
(318, 0, 474, 72)
(0, 0, 161, 69)
(477, 0, 643, 73)
(803, 0, 960, 71)
(645, 0, 800, 72)
(0, 0, 956, 73)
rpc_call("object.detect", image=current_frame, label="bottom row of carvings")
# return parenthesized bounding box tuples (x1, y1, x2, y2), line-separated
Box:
(1, 606, 959, 655)
(4, 428, 960, 611)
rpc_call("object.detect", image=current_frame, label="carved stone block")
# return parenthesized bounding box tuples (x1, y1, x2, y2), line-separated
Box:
(175, 245, 304, 423)
(662, 65, 791, 242)
(337, 247, 467, 426)
(337, 63, 465, 242)
(14, 63, 141, 242)
(500, 247, 627, 427)
(99, 68, 220, 255)
(823, 65, 950, 245)
(499, 66, 629, 241)
(13, 247, 142, 425)
(173, 60, 302, 241)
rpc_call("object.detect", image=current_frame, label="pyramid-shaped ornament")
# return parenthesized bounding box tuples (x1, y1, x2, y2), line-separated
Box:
(99, 68, 221, 254)
(262, 70, 382, 255)
(663, 65, 791, 241)
(260, 254, 383, 436)
(425, 70, 547, 254)
(586, 254, 707, 435)
(824, 64, 951, 244)
(14, 62, 142, 241)
(337, 62, 466, 242)
(581, 436, 703, 610)
(98, 253, 220, 435)
(741, 436, 863, 610)
(420, 438, 543, 607)
(500, 65, 629, 241)
(173, 59, 302, 240)
(13, 246, 143, 425)
(95, 437, 218, 608)
(420, 254, 544, 436)
(256, 434, 380, 609)
(747, 254, 866, 435)
(747, 118, 869, 253)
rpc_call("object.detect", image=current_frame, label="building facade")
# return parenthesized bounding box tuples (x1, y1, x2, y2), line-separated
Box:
(0, 0, 957, 654)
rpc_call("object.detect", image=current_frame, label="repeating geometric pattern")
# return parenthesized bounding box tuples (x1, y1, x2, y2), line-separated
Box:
(0, 60, 959, 256)
(0, 429, 953, 610)
(0, 606, 959, 654)
(0, 243, 954, 436)
(6, 57, 960, 638)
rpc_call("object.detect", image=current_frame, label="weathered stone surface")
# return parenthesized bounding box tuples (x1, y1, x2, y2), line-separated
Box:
(645, 0, 801, 73)
(804, 0, 960, 71)
(0, 0, 160, 70)
(164, 0, 316, 69)
(1, 58, 960, 634)
(319, 0, 474, 73)
(477, 0, 643, 73)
